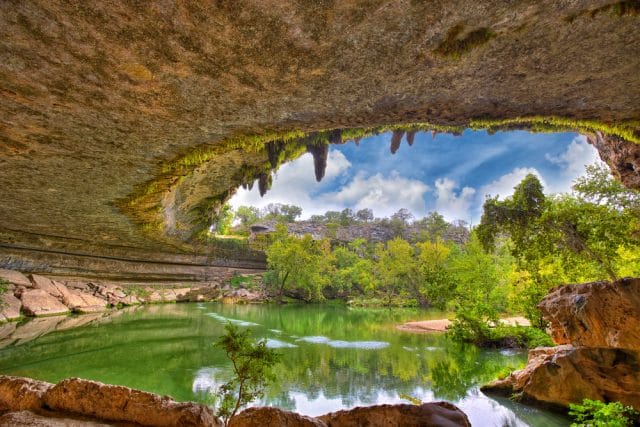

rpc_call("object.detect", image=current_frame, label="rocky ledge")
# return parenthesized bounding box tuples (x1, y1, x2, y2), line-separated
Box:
(0, 376, 471, 427)
(482, 277, 640, 410)
(0, 268, 266, 322)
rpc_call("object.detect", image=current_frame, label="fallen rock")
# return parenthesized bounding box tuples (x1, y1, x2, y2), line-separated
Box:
(0, 269, 31, 288)
(29, 275, 66, 298)
(482, 345, 640, 410)
(539, 278, 640, 350)
(44, 378, 220, 427)
(0, 410, 112, 427)
(20, 289, 69, 316)
(0, 375, 52, 412)
(62, 290, 108, 313)
(318, 402, 471, 427)
(229, 407, 326, 427)
(0, 292, 22, 321)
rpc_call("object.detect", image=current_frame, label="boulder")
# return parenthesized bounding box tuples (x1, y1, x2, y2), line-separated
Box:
(0, 410, 111, 427)
(29, 275, 65, 298)
(0, 375, 52, 412)
(20, 289, 69, 316)
(0, 269, 31, 288)
(482, 345, 640, 410)
(539, 278, 640, 350)
(43, 378, 220, 427)
(0, 292, 22, 321)
(62, 290, 108, 313)
(229, 407, 326, 427)
(318, 402, 471, 427)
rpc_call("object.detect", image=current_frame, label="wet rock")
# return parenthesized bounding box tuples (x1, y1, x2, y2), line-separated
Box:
(0, 375, 52, 412)
(318, 402, 471, 427)
(43, 378, 220, 427)
(482, 345, 640, 410)
(229, 407, 326, 427)
(0, 410, 112, 427)
(20, 289, 69, 316)
(0, 292, 22, 321)
(539, 278, 640, 350)
(0, 269, 31, 288)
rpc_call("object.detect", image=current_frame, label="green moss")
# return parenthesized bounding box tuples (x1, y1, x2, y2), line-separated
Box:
(434, 24, 495, 58)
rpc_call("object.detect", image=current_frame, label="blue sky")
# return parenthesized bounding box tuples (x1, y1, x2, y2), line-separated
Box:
(229, 130, 600, 224)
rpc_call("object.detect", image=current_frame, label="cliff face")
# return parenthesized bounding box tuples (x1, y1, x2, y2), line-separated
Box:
(483, 278, 640, 410)
(0, 1, 639, 276)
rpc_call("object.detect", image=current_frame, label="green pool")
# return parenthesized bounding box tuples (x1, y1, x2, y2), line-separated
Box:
(0, 303, 569, 426)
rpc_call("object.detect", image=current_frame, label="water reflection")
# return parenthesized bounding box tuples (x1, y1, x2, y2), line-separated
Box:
(0, 303, 569, 426)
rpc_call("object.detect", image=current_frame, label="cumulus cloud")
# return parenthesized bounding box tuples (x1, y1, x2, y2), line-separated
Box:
(433, 178, 476, 222)
(320, 171, 430, 218)
(545, 135, 599, 188)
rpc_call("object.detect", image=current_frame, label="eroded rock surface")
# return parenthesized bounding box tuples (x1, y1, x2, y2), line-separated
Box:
(483, 278, 640, 410)
(0, 1, 639, 274)
(229, 406, 326, 427)
(19, 289, 69, 317)
(44, 378, 219, 427)
(588, 132, 640, 189)
(318, 402, 472, 427)
(482, 345, 640, 409)
(0, 376, 53, 412)
(539, 277, 640, 349)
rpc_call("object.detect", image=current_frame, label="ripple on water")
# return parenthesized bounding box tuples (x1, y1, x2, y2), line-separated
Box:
(206, 313, 259, 326)
(263, 338, 298, 349)
(296, 336, 389, 349)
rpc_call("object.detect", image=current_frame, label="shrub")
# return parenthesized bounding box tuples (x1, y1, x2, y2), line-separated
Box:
(569, 399, 639, 427)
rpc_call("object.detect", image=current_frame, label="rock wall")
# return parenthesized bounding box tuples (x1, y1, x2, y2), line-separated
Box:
(0, 0, 639, 271)
(0, 376, 471, 427)
(482, 278, 640, 410)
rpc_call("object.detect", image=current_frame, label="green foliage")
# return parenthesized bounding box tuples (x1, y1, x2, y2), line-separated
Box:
(265, 224, 334, 302)
(448, 314, 553, 349)
(216, 204, 234, 235)
(569, 399, 639, 427)
(0, 279, 8, 294)
(229, 273, 257, 289)
(214, 324, 281, 426)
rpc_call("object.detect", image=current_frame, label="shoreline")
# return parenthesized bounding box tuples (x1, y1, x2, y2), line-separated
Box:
(397, 316, 531, 333)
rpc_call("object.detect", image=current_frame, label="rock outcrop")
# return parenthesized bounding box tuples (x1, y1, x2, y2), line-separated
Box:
(0, 1, 639, 276)
(588, 132, 640, 190)
(318, 402, 472, 427)
(18, 289, 69, 317)
(229, 406, 326, 427)
(0, 375, 472, 427)
(45, 378, 218, 427)
(538, 278, 640, 350)
(483, 278, 640, 410)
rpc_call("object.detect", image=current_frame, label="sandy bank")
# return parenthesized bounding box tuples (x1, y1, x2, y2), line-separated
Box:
(397, 316, 530, 333)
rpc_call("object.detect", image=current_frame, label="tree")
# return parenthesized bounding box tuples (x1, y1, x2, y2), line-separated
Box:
(415, 239, 454, 308)
(215, 324, 281, 426)
(263, 203, 302, 223)
(355, 208, 374, 223)
(235, 206, 261, 227)
(416, 212, 449, 242)
(265, 225, 333, 302)
(373, 238, 415, 306)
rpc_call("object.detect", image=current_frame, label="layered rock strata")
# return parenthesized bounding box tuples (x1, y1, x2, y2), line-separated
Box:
(0, 376, 471, 427)
(482, 278, 640, 410)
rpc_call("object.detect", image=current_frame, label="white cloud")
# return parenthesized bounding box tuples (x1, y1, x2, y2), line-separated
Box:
(433, 178, 476, 222)
(478, 167, 545, 200)
(228, 150, 351, 217)
(320, 171, 430, 218)
(545, 135, 599, 189)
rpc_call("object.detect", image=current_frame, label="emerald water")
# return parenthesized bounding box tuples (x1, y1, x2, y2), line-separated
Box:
(0, 303, 568, 426)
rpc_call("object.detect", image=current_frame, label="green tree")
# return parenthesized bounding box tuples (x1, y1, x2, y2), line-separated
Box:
(373, 238, 416, 306)
(416, 212, 449, 242)
(415, 239, 454, 308)
(235, 206, 261, 227)
(216, 204, 235, 235)
(215, 324, 281, 426)
(265, 225, 333, 302)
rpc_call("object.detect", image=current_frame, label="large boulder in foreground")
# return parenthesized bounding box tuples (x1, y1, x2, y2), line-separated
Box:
(0, 376, 53, 412)
(0, 410, 111, 427)
(318, 402, 471, 427)
(482, 345, 640, 410)
(0, 292, 22, 321)
(43, 378, 219, 427)
(229, 406, 326, 427)
(539, 278, 640, 350)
